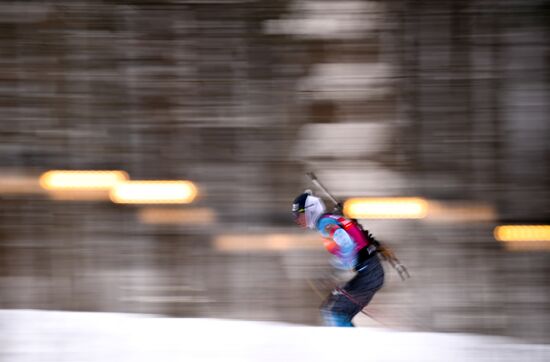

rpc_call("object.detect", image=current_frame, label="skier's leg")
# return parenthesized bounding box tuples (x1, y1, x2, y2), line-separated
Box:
(320, 256, 385, 326)
(320, 289, 357, 327)
(334, 256, 385, 322)
(344, 257, 385, 308)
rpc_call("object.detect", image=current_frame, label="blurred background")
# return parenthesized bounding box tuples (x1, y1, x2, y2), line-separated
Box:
(0, 0, 549, 345)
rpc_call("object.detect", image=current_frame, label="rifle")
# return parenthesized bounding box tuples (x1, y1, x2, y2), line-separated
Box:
(306, 172, 410, 281)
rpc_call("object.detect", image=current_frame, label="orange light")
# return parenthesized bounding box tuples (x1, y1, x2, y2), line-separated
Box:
(40, 170, 128, 190)
(426, 202, 496, 223)
(344, 197, 428, 219)
(138, 207, 215, 225)
(494, 225, 550, 242)
(110, 181, 197, 204)
(0, 174, 43, 194)
(214, 234, 321, 252)
(494, 225, 550, 251)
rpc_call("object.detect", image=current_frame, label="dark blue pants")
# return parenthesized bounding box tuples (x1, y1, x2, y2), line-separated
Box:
(320, 255, 385, 327)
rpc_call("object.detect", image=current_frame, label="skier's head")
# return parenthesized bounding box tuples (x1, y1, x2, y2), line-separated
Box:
(292, 190, 326, 229)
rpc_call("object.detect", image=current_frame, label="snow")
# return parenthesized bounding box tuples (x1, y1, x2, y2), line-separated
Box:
(1, 309, 548, 362)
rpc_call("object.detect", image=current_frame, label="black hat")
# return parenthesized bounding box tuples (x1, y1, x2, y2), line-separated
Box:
(292, 190, 312, 216)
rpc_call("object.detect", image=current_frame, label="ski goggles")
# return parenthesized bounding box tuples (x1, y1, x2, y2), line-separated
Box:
(292, 203, 305, 219)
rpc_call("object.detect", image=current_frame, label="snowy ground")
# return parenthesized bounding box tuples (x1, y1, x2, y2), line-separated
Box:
(1, 310, 549, 362)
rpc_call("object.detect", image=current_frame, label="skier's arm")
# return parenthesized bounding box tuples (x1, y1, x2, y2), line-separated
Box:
(329, 228, 356, 270)
(317, 216, 357, 270)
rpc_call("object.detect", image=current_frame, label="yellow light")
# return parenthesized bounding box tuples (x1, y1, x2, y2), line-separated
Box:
(495, 225, 550, 251)
(40, 170, 128, 190)
(138, 207, 215, 225)
(494, 225, 550, 242)
(344, 197, 428, 219)
(110, 181, 197, 204)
